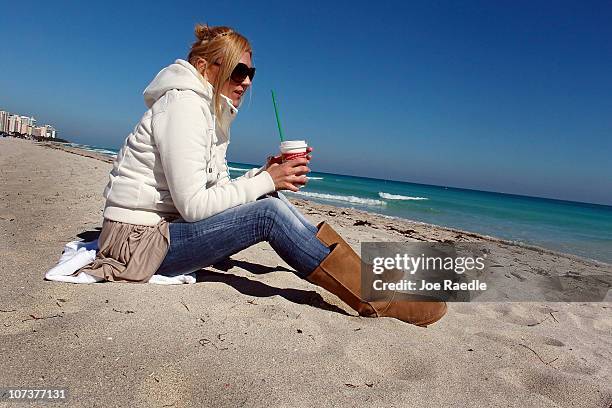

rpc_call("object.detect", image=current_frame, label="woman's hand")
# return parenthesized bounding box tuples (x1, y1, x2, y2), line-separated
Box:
(264, 147, 313, 171)
(265, 157, 310, 192)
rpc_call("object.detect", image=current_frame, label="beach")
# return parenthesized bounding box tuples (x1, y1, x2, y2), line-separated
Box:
(1, 136, 611, 406)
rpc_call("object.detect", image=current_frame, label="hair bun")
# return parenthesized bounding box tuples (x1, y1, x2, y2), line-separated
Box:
(194, 23, 233, 43)
(194, 23, 212, 41)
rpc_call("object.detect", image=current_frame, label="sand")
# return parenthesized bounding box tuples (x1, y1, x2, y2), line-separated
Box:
(1, 137, 611, 407)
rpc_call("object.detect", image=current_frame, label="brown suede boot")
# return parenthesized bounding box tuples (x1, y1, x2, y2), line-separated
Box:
(315, 221, 343, 247)
(308, 222, 447, 327)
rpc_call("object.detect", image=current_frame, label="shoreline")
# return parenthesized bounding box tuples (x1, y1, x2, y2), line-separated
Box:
(36, 139, 611, 268)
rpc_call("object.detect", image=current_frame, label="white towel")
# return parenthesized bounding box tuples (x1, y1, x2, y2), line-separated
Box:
(45, 239, 196, 285)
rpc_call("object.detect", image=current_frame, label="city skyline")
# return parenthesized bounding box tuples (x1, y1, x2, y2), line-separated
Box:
(0, 109, 57, 138)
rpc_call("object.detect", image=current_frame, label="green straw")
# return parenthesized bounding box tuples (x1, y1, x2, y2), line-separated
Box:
(271, 89, 285, 142)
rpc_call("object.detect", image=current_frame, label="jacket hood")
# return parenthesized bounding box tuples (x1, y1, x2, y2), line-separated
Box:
(143, 59, 212, 108)
(143, 59, 239, 119)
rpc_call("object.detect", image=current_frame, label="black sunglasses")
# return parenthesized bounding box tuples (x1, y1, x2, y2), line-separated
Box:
(213, 61, 255, 83)
(229, 62, 256, 83)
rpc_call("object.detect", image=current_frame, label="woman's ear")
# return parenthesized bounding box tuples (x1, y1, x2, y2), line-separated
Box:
(195, 57, 208, 76)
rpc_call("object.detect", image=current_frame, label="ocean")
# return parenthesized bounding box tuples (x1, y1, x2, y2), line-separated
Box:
(64, 142, 612, 264)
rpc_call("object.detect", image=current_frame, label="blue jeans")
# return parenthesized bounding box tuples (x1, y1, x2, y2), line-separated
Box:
(155, 192, 331, 279)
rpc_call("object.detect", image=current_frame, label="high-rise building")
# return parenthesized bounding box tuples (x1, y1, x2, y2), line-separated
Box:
(8, 115, 21, 134)
(33, 126, 47, 137)
(19, 116, 35, 136)
(30, 117, 36, 135)
(0, 111, 8, 132)
(20, 119, 28, 134)
(45, 124, 56, 138)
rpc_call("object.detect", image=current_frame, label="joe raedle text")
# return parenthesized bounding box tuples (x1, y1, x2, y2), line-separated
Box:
(372, 278, 487, 292)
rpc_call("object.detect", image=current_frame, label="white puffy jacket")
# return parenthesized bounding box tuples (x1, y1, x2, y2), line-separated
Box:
(102, 59, 275, 225)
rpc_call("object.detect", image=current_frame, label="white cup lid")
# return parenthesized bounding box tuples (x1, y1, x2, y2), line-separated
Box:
(281, 140, 308, 149)
(280, 140, 307, 151)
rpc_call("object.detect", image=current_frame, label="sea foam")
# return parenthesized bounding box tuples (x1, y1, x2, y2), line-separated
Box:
(73, 144, 119, 158)
(228, 166, 250, 172)
(378, 192, 428, 201)
(291, 191, 386, 206)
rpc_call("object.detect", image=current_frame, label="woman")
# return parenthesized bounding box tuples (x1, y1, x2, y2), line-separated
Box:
(78, 24, 446, 327)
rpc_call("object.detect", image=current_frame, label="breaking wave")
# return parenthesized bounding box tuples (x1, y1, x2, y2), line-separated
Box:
(378, 192, 428, 201)
(228, 166, 251, 172)
(291, 191, 386, 206)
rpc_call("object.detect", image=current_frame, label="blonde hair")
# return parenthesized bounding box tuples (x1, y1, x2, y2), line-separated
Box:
(188, 24, 252, 114)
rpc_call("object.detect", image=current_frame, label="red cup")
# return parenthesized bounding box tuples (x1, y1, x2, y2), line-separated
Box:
(280, 140, 308, 162)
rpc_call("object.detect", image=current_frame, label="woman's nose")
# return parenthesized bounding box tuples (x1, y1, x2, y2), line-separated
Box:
(242, 76, 252, 87)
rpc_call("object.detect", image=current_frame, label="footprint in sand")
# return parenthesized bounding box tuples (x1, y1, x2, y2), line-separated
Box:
(541, 337, 565, 347)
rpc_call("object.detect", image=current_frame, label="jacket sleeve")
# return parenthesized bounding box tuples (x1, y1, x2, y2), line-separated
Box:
(152, 94, 275, 222)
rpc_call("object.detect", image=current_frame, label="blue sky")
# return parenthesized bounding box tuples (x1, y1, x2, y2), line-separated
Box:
(2, 0, 611, 205)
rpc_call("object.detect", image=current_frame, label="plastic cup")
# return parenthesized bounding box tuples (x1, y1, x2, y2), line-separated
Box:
(280, 140, 308, 162)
